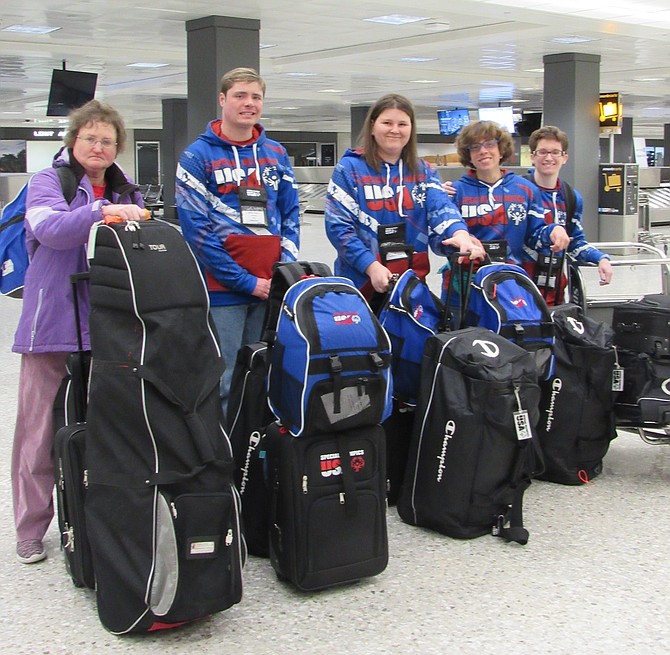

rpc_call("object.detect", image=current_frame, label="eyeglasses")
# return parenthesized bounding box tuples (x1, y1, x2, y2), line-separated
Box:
(533, 149, 565, 157)
(468, 139, 499, 152)
(77, 135, 117, 150)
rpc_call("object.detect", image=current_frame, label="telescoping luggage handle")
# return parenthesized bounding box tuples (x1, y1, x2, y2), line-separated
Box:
(69, 272, 91, 422)
(536, 250, 567, 303)
(439, 251, 475, 333)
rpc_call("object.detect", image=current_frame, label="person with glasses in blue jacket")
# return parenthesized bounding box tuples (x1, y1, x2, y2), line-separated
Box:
(436, 119, 569, 300)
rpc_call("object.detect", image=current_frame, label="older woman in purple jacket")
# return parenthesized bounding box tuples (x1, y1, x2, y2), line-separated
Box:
(12, 100, 145, 565)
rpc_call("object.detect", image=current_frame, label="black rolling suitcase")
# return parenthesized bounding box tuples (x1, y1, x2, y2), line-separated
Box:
(86, 218, 243, 634)
(535, 304, 618, 484)
(53, 272, 95, 589)
(612, 294, 670, 358)
(55, 424, 95, 588)
(612, 294, 670, 426)
(266, 421, 388, 591)
(396, 327, 542, 544)
(227, 261, 332, 557)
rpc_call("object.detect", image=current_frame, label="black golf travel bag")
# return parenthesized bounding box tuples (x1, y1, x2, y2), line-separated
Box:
(535, 304, 618, 484)
(227, 261, 332, 557)
(85, 218, 243, 634)
(397, 327, 543, 545)
(54, 272, 95, 589)
(265, 421, 388, 591)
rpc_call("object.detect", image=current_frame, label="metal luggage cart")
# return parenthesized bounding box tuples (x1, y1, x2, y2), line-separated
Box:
(568, 242, 670, 445)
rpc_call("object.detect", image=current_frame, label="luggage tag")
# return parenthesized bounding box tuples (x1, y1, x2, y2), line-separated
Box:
(513, 385, 532, 440)
(239, 186, 269, 227)
(612, 349, 624, 392)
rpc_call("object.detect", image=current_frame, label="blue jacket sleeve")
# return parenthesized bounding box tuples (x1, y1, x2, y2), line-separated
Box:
(524, 182, 561, 250)
(275, 150, 300, 263)
(567, 189, 609, 264)
(324, 160, 378, 277)
(424, 165, 469, 256)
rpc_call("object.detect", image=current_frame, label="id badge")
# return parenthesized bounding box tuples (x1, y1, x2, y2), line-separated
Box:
(239, 186, 268, 227)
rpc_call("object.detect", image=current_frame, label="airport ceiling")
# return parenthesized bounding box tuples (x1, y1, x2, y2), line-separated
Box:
(1, 0, 670, 139)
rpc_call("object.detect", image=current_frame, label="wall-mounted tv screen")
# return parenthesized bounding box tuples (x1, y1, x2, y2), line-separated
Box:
(478, 106, 515, 134)
(437, 109, 470, 136)
(515, 112, 542, 137)
(46, 69, 98, 116)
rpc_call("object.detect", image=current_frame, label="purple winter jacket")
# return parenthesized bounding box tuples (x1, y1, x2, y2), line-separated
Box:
(12, 148, 143, 354)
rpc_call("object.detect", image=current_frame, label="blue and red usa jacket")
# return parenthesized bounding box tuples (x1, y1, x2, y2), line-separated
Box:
(325, 148, 468, 296)
(176, 120, 300, 307)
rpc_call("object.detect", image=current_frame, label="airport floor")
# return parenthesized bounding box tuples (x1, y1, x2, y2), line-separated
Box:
(0, 216, 669, 655)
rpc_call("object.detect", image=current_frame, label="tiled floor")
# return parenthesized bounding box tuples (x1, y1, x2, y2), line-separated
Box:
(0, 216, 669, 654)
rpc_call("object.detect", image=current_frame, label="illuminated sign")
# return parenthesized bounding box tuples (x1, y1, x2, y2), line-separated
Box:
(599, 92, 622, 134)
(32, 130, 66, 138)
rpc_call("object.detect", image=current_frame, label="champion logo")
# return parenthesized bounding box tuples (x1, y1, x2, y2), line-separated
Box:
(413, 304, 424, 320)
(511, 297, 527, 308)
(333, 312, 361, 325)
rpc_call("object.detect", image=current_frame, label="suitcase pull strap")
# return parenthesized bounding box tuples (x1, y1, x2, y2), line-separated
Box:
(330, 355, 343, 415)
(134, 364, 222, 463)
(337, 436, 358, 518)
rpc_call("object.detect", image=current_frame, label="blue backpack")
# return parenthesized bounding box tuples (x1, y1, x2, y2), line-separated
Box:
(0, 167, 78, 298)
(378, 269, 444, 406)
(465, 262, 555, 380)
(268, 276, 393, 437)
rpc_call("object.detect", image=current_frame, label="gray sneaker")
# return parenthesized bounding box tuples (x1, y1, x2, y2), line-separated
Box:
(17, 540, 46, 564)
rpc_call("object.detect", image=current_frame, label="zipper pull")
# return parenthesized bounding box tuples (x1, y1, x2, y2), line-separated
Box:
(302, 475, 308, 494)
(83, 469, 88, 488)
(170, 502, 177, 519)
(339, 492, 345, 505)
(225, 528, 234, 546)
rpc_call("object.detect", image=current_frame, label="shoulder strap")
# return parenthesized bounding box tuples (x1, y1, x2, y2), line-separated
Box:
(562, 179, 576, 225)
(56, 166, 79, 205)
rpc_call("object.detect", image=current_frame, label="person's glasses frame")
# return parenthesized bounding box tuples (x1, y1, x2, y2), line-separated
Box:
(77, 135, 118, 150)
(532, 149, 566, 157)
(467, 139, 500, 153)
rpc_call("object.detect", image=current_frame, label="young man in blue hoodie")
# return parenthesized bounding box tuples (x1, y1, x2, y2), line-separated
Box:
(176, 67, 300, 417)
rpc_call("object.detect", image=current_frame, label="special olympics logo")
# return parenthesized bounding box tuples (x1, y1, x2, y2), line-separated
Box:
(411, 182, 427, 207)
(508, 203, 527, 226)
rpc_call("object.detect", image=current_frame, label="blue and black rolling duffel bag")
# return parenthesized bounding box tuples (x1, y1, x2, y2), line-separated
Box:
(465, 262, 555, 380)
(267, 276, 393, 437)
(378, 268, 444, 407)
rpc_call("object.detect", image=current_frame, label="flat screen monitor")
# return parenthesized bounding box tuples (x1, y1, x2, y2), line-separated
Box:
(515, 112, 542, 137)
(46, 69, 98, 116)
(437, 109, 470, 136)
(478, 106, 515, 134)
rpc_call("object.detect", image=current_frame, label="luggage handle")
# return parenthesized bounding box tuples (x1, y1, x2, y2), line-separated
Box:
(537, 250, 566, 303)
(439, 251, 475, 332)
(69, 272, 91, 421)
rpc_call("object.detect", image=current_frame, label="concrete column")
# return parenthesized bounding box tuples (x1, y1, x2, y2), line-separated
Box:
(185, 16, 260, 144)
(614, 117, 635, 163)
(663, 124, 670, 166)
(542, 52, 600, 239)
(160, 98, 188, 220)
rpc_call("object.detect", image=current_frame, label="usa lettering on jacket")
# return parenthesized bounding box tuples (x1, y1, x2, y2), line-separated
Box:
(362, 184, 413, 212)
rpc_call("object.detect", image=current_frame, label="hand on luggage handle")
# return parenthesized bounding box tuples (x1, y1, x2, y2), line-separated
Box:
(103, 208, 151, 225)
